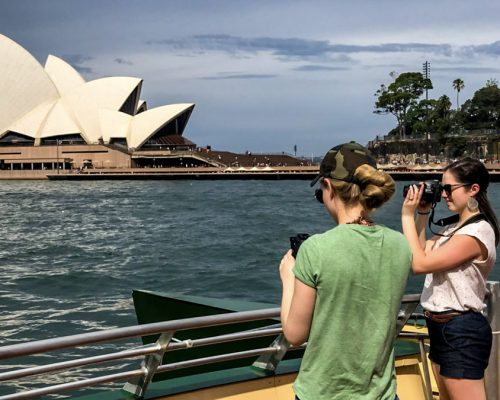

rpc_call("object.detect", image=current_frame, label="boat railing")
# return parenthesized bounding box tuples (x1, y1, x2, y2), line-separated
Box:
(0, 287, 498, 400)
(0, 307, 281, 399)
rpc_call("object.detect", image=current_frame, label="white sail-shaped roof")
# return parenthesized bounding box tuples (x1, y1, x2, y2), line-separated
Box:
(99, 109, 132, 144)
(7, 99, 57, 138)
(44, 55, 86, 97)
(0, 34, 59, 136)
(137, 100, 147, 113)
(64, 77, 142, 143)
(8, 98, 83, 139)
(37, 100, 82, 138)
(128, 104, 194, 149)
(0, 34, 196, 149)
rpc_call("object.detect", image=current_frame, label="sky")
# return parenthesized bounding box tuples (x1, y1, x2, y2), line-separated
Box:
(1, 0, 500, 157)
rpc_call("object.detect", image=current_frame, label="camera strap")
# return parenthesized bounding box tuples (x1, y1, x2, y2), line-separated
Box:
(429, 208, 485, 237)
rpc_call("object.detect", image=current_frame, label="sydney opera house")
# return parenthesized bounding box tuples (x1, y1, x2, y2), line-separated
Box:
(0, 34, 203, 171)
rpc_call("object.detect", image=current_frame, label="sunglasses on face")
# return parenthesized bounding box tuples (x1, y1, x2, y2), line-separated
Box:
(315, 188, 324, 204)
(441, 183, 472, 196)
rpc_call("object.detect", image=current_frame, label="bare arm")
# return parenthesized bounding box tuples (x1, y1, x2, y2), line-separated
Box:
(279, 250, 316, 346)
(402, 185, 483, 274)
(415, 212, 429, 250)
(410, 234, 484, 274)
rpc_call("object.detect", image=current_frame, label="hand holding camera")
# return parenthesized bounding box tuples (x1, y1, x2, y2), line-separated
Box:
(403, 180, 441, 204)
(289, 233, 310, 258)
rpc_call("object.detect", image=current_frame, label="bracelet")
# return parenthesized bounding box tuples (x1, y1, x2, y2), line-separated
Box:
(417, 211, 430, 215)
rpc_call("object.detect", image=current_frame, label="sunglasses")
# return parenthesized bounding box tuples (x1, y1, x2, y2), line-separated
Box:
(315, 188, 324, 204)
(441, 183, 472, 196)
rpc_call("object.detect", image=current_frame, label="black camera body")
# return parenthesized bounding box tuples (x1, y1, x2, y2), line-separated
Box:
(403, 180, 441, 204)
(290, 233, 310, 258)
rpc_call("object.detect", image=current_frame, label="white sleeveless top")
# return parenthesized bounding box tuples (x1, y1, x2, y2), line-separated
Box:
(421, 220, 497, 312)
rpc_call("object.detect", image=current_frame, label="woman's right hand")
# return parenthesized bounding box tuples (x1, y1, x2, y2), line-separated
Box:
(279, 249, 296, 284)
(415, 182, 432, 214)
(402, 184, 424, 218)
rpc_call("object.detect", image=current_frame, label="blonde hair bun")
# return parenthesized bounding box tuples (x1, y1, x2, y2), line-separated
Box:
(328, 164, 395, 212)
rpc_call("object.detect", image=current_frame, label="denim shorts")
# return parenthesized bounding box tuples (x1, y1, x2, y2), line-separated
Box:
(426, 311, 492, 379)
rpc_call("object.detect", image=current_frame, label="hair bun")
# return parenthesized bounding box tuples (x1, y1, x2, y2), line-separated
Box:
(354, 165, 395, 211)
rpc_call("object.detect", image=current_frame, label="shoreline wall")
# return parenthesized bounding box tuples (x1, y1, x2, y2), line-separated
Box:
(1, 166, 499, 182)
(0, 164, 500, 182)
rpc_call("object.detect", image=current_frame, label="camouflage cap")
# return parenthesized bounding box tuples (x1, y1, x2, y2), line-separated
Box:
(310, 141, 377, 187)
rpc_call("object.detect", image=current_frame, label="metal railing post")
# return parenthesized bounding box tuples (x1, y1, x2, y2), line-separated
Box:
(251, 333, 290, 375)
(122, 332, 173, 399)
(417, 337, 433, 400)
(485, 281, 500, 400)
(396, 296, 420, 336)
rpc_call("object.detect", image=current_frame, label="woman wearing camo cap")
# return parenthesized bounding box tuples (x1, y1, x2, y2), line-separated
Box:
(279, 142, 411, 400)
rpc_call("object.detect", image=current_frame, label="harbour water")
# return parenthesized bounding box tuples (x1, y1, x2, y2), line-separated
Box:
(0, 179, 499, 396)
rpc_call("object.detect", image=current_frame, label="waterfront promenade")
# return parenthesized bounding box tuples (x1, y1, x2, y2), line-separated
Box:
(1, 164, 499, 181)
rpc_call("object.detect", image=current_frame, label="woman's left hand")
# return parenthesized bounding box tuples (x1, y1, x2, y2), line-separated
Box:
(279, 249, 296, 284)
(402, 184, 424, 217)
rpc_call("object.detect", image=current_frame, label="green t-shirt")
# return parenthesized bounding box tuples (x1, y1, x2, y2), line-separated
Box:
(292, 224, 411, 400)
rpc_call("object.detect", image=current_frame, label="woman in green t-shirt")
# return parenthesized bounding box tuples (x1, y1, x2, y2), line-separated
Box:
(280, 142, 411, 400)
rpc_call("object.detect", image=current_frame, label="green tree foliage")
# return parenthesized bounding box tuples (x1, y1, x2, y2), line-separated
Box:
(376, 74, 499, 134)
(374, 72, 433, 139)
(459, 80, 500, 130)
(374, 72, 500, 158)
(447, 136, 468, 158)
(407, 96, 452, 141)
(432, 95, 453, 143)
(486, 78, 499, 87)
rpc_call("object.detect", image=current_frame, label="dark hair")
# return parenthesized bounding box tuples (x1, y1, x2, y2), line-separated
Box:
(444, 157, 499, 245)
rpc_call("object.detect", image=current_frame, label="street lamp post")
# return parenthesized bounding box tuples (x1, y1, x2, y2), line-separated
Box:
(56, 139, 60, 174)
(422, 61, 431, 162)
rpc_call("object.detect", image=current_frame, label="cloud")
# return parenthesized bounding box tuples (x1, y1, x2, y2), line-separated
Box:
(433, 66, 500, 74)
(467, 41, 500, 56)
(73, 66, 94, 74)
(61, 54, 94, 75)
(114, 57, 133, 65)
(62, 54, 92, 65)
(200, 73, 277, 80)
(147, 34, 457, 60)
(293, 65, 350, 72)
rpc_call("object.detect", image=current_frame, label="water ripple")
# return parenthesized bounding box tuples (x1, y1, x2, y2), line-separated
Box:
(0, 180, 498, 397)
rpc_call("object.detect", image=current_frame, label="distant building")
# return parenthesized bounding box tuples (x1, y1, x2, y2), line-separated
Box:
(0, 34, 195, 170)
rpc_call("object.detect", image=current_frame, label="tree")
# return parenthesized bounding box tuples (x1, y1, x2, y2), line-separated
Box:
(447, 136, 467, 158)
(452, 78, 464, 110)
(461, 81, 500, 129)
(374, 72, 433, 140)
(486, 78, 499, 88)
(407, 96, 452, 139)
(406, 99, 434, 137)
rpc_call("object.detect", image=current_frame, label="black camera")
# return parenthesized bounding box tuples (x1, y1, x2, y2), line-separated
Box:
(403, 180, 442, 204)
(290, 233, 310, 258)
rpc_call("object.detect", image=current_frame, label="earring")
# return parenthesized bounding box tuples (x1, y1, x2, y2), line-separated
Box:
(467, 196, 479, 212)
